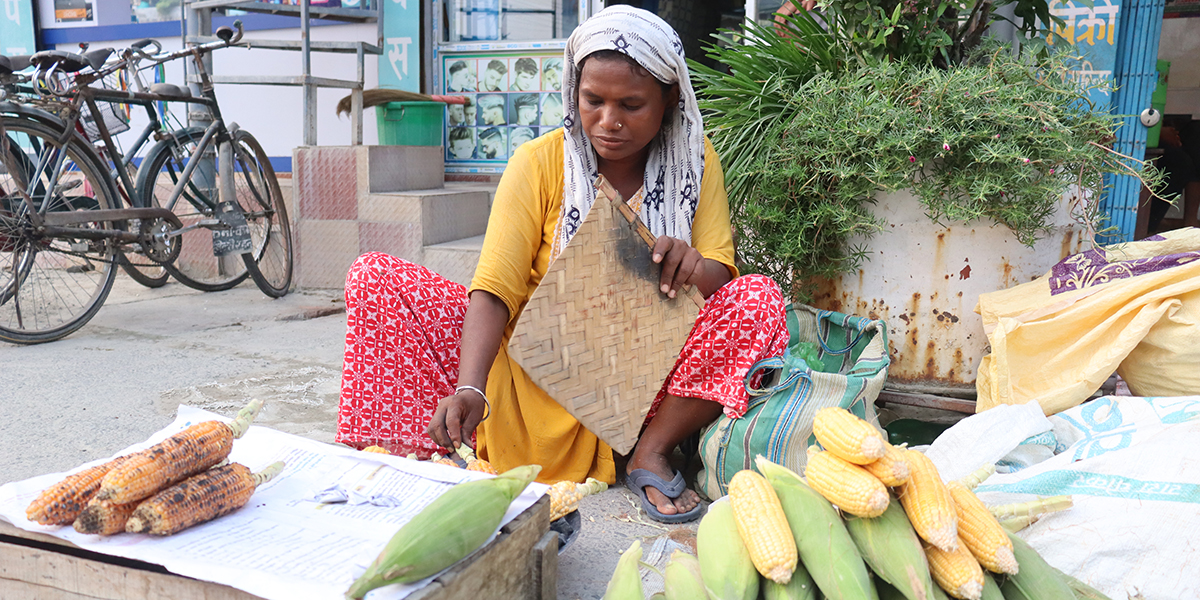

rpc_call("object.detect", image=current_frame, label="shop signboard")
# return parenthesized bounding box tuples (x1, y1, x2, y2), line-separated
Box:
(441, 48, 565, 172)
(2, 0, 36, 54)
(1045, 0, 1121, 110)
(380, 0, 421, 92)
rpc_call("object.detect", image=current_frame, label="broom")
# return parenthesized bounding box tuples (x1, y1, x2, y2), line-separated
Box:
(336, 88, 466, 118)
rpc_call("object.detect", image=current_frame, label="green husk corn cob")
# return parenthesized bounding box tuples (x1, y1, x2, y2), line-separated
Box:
(997, 532, 1074, 600)
(878, 576, 942, 600)
(1051, 567, 1111, 600)
(603, 540, 644, 600)
(344, 464, 540, 599)
(843, 499, 936, 600)
(755, 457, 876, 600)
(698, 497, 759, 600)
(663, 550, 710, 600)
(761, 560, 818, 600)
(980, 574, 1004, 600)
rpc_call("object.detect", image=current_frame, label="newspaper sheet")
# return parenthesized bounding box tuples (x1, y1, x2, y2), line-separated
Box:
(0, 405, 547, 600)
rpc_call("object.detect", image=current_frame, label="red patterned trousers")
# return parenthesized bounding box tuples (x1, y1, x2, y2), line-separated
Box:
(335, 252, 788, 456)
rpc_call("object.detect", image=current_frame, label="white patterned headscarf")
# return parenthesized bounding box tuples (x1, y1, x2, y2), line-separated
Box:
(552, 5, 706, 260)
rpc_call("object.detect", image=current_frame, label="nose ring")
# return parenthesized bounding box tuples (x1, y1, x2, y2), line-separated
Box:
(617, 123, 623, 129)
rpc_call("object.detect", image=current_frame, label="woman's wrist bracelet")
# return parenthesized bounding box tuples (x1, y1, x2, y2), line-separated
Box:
(455, 385, 491, 421)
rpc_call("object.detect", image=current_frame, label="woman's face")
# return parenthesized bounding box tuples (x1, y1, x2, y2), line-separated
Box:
(577, 57, 675, 165)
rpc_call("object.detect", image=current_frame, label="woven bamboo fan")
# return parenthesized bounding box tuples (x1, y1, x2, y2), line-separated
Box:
(507, 176, 704, 455)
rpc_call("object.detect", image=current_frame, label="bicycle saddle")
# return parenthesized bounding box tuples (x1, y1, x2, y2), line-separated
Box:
(30, 48, 113, 73)
(0, 54, 33, 76)
(148, 83, 192, 98)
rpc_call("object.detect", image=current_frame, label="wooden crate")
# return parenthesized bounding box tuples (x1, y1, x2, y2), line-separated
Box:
(0, 496, 556, 600)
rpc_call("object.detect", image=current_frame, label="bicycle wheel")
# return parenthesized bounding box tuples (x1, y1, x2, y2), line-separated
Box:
(135, 127, 248, 291)
(116, 159, 169, 288)
(232, 129, 293, 298)
(0, 117, 119, 344)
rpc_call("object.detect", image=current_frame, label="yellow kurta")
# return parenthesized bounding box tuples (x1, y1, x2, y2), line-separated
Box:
(471, 130, 736, 484)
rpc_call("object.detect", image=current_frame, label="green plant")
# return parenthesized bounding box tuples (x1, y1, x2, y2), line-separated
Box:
(814, 0, 1067, 68)
(692, 17, 1164, 301)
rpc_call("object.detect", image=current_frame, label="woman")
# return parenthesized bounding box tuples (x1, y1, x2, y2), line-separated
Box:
(336, 6, 787, 522)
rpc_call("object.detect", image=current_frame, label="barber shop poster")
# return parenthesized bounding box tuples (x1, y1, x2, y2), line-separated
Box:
(441, 51, 564, 171)
(1044, 0, 1121, 110)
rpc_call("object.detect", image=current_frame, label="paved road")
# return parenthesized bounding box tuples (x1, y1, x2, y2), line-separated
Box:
(0, 274, 695, 600)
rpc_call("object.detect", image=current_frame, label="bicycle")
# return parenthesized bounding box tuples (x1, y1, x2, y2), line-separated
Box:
(1, 47, 171, 289)
(0, 23, 293, 344)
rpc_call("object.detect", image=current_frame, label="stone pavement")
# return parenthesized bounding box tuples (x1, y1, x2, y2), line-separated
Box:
(0, 273, 697, 600)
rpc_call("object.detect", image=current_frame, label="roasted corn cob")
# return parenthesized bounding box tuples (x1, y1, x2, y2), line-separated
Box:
(812, 406, 886, 464)
(697, 496, 759, 600)
(548, 477, 607, 521)
(804, 448, 890, 518)
(947, 482, 1017, 575)
(345, 464, 541, 599)
(897, 449, 958, 552)
(73, 498, 140, 535)
(862, 443, 911, 487)
(756, 457, 874, 600)
(99, 399, 262, 504)
(26, 458, 125, 526)
(926, 536, 984, 600)
(125, 461, 283, 535)
(728, 469, 799, 584)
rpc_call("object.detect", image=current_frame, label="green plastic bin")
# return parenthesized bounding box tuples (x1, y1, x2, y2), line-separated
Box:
(1147, 60, 1169, 148)
(376, 101, 444, 146)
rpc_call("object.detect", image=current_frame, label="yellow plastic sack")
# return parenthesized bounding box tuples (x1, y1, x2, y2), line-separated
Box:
(975, 227, 1200, 415)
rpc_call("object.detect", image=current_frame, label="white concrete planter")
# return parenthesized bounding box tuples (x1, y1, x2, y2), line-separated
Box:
(811, 189, 1092, 392)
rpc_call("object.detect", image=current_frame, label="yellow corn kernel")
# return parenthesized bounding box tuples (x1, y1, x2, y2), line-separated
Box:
(548, 478, 607, 521)
(361, 445, 389, 454)
(126, 461, 283, 535)
(455, 445, 499, 474)
(804, 449, 890, 518)
(947, 482, 1018, 575)
(812, 407, 886, 465)
(897, 450, 958, 552)
(926, 536, 985, 600)
(728, 469, 798, 584)
(862, 443, 911, 487)
(73, 498, 139, 535)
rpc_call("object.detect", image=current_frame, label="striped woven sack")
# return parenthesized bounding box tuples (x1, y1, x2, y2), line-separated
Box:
(696, 304, 890, 500)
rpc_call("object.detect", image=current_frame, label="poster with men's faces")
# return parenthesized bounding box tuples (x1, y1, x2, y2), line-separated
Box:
(442, 52, 565, 168)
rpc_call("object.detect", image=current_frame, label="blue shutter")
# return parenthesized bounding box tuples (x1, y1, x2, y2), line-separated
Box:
(1099, 0, 1166, 244)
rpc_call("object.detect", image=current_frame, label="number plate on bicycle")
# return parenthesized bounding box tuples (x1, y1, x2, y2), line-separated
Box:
(212, 201, 253, 257)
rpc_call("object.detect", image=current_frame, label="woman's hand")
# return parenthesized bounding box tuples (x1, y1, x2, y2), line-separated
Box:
(426, 388, 487, 449)
(653, 236, 703, 299)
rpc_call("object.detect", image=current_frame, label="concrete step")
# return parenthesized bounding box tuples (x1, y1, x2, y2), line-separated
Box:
(423, 234, 485, 286)
(363, 185, 491, 246)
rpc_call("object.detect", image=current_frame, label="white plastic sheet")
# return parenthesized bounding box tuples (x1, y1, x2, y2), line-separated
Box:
(966, 396, 1200, 600)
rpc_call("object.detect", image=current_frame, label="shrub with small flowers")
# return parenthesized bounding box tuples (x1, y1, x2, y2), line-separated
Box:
(692, 8, 1164, 301)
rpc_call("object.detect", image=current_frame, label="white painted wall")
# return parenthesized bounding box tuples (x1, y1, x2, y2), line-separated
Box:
(1159, 18, 1200, 118)
(57, 22, 382, 162)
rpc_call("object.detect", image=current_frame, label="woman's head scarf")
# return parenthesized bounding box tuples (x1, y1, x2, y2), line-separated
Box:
(553, 5, 706, 260)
